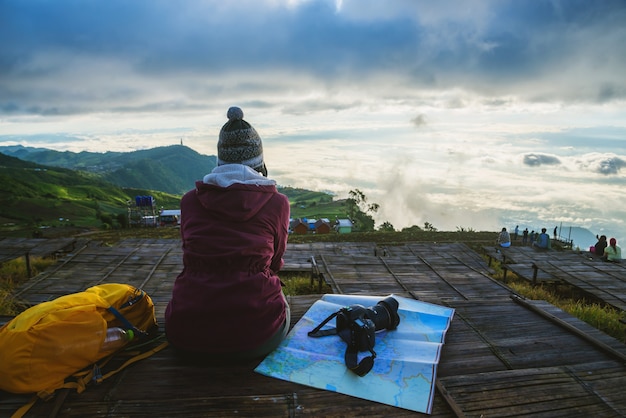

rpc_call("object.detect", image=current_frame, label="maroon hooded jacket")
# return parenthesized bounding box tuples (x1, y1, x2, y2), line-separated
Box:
(165, 165, 290, 354)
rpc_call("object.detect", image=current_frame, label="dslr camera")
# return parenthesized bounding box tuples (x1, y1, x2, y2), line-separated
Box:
(309, 296, 400, 376)
(335, 296, 400, 352)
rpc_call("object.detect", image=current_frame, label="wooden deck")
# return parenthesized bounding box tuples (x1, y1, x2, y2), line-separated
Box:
(0, 237, 78, 263)
(1, 239, 626, 417)
(484, 245, 626, 311)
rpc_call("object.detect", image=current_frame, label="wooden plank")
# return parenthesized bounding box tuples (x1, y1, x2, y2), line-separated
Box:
(4, 240, 626, 417)
(503, 262, 559, 285)
(533, 260, 626, 311)
(439, 362, 626, 417)
(0, 295, 457, 418)
(482, 245, 511, 266)
(0, 237, 79, 263)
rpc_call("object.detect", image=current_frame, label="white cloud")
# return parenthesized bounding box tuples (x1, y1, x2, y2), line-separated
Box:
(575, 153, 626, 175)
(1, 0, 626, 243)
(522, 153, 561, 167)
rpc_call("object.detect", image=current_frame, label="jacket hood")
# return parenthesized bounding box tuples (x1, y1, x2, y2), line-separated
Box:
(196, 164, 278, 221)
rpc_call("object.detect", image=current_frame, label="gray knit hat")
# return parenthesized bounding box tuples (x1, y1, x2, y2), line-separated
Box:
(217, 106, 267, 176)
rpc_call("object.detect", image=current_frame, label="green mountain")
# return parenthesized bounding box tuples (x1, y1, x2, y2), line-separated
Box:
(0, 145, 216, 195)
(0, 153, 181, 235)
(0, 145, 346, 237)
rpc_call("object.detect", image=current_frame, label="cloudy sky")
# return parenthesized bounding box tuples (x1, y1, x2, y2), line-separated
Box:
(1, 0, 626, 246)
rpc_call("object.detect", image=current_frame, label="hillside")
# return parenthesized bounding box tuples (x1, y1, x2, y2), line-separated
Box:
(0, 153, 181, 236)
(0, 150, 350, 237)
(0, 145, 394, 238)
(0, 145, 217, 195)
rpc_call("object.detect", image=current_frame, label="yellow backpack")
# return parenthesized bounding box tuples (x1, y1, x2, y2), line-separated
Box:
(0, 283, 162, 410)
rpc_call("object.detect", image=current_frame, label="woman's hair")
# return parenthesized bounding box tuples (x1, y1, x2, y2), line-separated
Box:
(609, 238, 617, 248)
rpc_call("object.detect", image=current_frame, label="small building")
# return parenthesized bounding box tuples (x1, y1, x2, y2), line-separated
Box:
(159, 209, 181, 226)
(141, 215, 158, 227)
(290, 218, 309, 235)
(335, 219, 353, 234)
(315, 218, 331, 234)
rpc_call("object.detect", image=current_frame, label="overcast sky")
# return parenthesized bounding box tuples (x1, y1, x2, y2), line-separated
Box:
(1, 0, 625, 246)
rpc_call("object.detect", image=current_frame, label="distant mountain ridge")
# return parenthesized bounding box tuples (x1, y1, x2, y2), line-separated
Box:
(559, 226, 598, 251)
(0, 152, 182, 232)
(0, 145, 216, 195)
(0, 149, 335, 236)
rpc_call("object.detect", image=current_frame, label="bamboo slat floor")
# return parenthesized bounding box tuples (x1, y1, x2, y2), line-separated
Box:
(1, 239, 626, 417)
(533, 259, 626, 311)
(0, 237, 78, 263)
(482, 245, 589, 267)
(9, 239, 182, 318)
(482, 244, 626, 311)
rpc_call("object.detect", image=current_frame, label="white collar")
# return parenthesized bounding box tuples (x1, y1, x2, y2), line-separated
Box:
(203, 164, 276, 187)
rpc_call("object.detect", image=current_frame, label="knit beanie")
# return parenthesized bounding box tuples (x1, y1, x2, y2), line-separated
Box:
(217, 106, 267, 176)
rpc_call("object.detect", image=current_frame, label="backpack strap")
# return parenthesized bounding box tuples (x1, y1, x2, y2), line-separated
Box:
(107, 306, 148, 337)
(10, 395, 38, 418)
(119, 288, 146, 309)
(10, 339, 169, 418)
(93, 340, 169, 384)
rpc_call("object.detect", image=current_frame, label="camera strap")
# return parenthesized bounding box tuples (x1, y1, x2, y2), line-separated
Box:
(307, 311, 339, 338)
(345, 342, 376, 377)
(308, 311, 377, 377)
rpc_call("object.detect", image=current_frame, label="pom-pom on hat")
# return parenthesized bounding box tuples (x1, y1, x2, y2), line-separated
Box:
(217, 106, 267, 176)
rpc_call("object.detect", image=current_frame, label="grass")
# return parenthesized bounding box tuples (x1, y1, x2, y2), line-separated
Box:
(565, 301, 625, 342)
(280, 272, 333, 296)
(495, 268, 626, 343)
(288, 199, 348, 221)
(0, 256, 57, 315)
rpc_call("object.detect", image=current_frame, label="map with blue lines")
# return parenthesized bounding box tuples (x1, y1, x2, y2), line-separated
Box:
(255, 294, 454, 414)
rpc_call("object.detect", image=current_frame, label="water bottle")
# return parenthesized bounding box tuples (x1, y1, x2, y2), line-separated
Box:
(100, 327, 134, 352)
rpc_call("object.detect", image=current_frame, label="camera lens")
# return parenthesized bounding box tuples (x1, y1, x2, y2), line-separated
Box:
(365, 296, 400, 331)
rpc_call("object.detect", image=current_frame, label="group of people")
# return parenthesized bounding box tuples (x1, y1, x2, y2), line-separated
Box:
(515, 226, 555, 248)
(497, 227, 552, 250)
(499, 226, 622, 263)
(593, 235, 622, 262)
(508, 225, 558, 249)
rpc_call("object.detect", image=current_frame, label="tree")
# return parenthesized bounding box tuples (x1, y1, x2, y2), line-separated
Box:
(346, 189, 364, 219)
(402, 225, 423, 232)
(346, 189, 380, 232)
(349, 189, 367, 204)
(424, 222, 437, 232)
(378, 221, 395, 232)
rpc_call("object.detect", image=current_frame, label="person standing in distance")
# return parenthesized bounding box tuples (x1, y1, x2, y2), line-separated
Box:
(165, 106, 290, 363)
